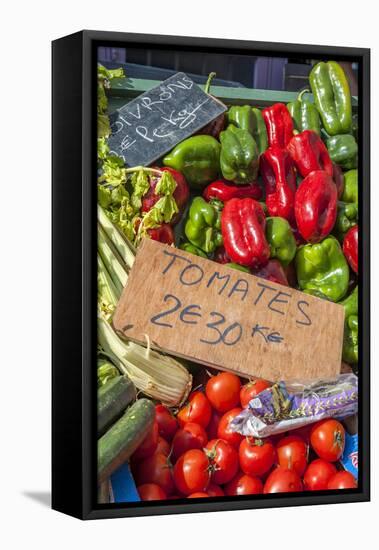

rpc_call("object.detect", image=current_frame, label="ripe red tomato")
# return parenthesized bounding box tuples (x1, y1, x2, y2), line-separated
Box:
(155, 404, 178, 442)
(173, 449, 210, 495)
(131, 420, 159, 461)
(276, 435, 308, 476)
(156, 436, 171, 457)
(187, 492, 209, 498)
(303, 459, 337, 491)
(217, 408, 243, 449)
(240, 379, 271, 408)
(225, 472, 263, 495)
(263, 467, 303, 494)
(135, 452, 174, 495)
(177, 391, 212, 429)
(205, 372, 241, 413)
(239, 437, 276, 477)
(207, 410, 222, 440)
(327, 471, 357, 490)
(310, 419, 345, 462)
(290, 425, 312, 443)
(137, 483, 167, 501)
(171, 422, 208, 462)
(205, 439, 239, 485)
(207, 483, 224, 497)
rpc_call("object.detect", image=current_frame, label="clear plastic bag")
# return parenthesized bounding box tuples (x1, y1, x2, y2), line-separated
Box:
(231, 374, 358, 438)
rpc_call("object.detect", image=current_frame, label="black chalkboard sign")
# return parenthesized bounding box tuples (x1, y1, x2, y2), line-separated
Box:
(107, 72, 226, 167)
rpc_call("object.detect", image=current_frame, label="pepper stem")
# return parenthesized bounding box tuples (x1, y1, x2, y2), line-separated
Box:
(204, 72, 217, 95)
(297, 88, 310, 102)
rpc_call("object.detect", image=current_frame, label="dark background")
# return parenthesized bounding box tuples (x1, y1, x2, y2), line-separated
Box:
(98, 46, 358, 94)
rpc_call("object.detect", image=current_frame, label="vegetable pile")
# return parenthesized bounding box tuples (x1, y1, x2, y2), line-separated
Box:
(96, 60, 359, 501)
(130, 373, 357, 500)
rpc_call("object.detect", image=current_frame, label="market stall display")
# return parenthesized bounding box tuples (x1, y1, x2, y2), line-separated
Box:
(96, 60, 359, 504)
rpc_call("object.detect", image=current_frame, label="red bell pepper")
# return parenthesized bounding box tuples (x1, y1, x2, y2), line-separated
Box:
(262, 103, 294, 148)
(203, 180, 262, 203)
(148, 224, 175, 245)
(260, 147, 297, 222)
(141, 167, 190, 225)
(332, 162, 345, 199)
(343, 225, 358, 273)
(253, 259, 289, 287)
(294, 170, 337, 243)
(221, 198, 270, 268)
(213, 245, 230, 264)
(287, 130, 333, 178)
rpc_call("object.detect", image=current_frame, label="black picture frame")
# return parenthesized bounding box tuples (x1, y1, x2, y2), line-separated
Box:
(52, 30, 370, 520)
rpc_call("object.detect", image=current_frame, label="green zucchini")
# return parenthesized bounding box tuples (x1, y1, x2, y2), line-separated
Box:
(98, 398, 155, 483)
(98, 375, 136, 437)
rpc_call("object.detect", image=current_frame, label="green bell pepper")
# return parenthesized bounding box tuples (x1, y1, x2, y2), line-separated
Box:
(327, 134, 358, 170)
(227, 105, 254, 134)
(287, 89, 321, 135)
(341, 169, 358, 205)
(333, 201, 358, 242)
(184, 196, 222, 254)
(295, 236, 349, 302)
(163, 135, 220, 190)
(339, 286, 358, 364)
(227, 106, 268, 154)
(220, 125, 259, 184)
(265, 217, 297, 266)
(309, 61, 352, 135)
(179, 242, 208, 258)
(251, 108, 268, 154)
(225, 262, 250, 273)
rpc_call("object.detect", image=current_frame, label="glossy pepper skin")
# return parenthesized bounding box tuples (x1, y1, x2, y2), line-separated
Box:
(265, 216, 297, 266)
(309, 61, 352, 135)
(339, 286, 358, 364)
(287, 130, 333, 178)
(179, 242, 208, 258)
(333, 201, 358, 242)
(262, 103, 294, 148)
(295, 236, 349, 302)
(294, 170, 337, 243)
(333, 162, 345, 199)
(342, 169, 358, 204)
(219, 125, 259, 184)
(287, 89, 321, 135)
(163, 135, 220, 190)
(203, 180, 262, 203)
(227, 106, 268, 154)
(327, 134, 358, 170)
(227, 105, 254, 134)
(343, 225, 358, 273)
(148, 224, 175, 245)
(260, 147, 296, 222)
(184, 196, 222, 254)
(251, 108, 269, 154)
(221, 198, 270, 268)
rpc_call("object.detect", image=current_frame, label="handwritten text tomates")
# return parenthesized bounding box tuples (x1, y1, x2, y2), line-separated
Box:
(113, 239, 345, 381)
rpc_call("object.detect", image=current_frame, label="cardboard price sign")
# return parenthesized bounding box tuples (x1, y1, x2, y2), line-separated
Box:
(113, 239, 345, 381)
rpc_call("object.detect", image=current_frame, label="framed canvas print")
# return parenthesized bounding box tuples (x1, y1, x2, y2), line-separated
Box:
(52, 30, 370, 520)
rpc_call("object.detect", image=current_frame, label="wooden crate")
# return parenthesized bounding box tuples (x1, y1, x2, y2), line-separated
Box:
(109, 76, 358, 111)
